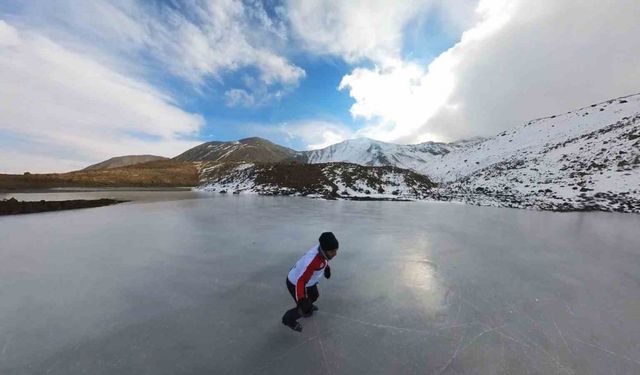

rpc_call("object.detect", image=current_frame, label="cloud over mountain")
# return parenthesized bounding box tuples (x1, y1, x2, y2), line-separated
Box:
(336, 0, 640, 143)
(1, 0, 639, 171)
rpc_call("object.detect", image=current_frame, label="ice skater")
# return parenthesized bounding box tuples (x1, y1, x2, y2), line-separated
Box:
(281, 232, 339, 332)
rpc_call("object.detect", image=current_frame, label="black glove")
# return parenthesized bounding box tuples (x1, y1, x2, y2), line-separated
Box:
(324, 265, 331, 279)
(297, 298, 313, 314)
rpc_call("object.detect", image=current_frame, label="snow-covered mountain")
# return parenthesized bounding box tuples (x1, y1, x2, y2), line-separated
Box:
(303, 137, 451, 165)
(302, 137, 489, 174)
(297, 93, 640, 212)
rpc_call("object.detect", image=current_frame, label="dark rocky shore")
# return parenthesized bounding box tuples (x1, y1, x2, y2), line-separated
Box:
(0, 198, 127, 215)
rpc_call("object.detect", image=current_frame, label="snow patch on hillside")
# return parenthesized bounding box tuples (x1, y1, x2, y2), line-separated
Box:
(196, 162, 434, 200)
(305, 137, 455, 170)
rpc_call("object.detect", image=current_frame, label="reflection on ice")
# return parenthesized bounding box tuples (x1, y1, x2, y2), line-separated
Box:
(401, 258, 444, 315)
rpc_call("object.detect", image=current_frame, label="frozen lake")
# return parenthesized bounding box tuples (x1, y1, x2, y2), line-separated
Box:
(1, 192, 639, 374)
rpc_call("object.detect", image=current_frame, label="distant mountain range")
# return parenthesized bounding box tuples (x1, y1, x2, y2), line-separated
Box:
(168, 134, 481, 168)
(193, 92, 640, 212)
(3, 93, 638, 212)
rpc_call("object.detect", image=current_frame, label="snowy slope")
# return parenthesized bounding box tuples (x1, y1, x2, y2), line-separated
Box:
(436, 109, 640, 212)
(421, 94, 640, 183)
(302, 93, 640, 212)
(306, 94, 639, 182)
(196, 162, 435, 200)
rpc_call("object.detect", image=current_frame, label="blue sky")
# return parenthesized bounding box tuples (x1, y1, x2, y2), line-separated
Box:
(1, 0, 639, 172)
(187, 56, 356, 148)
(141, 1, 463, 151)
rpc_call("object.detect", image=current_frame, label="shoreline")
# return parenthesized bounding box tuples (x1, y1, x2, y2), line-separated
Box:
(0, 186, 194, 194)
(0, 198, 128, 216)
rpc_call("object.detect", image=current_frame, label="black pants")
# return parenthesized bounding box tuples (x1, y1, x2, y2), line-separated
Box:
(282, 278, 319, 325)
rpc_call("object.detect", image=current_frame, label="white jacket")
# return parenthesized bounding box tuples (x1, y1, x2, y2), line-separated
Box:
(287, 245, 328, 301)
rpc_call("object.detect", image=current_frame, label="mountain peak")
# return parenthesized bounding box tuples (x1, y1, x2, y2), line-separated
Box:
(174, 137, 297, 163)
(339, 137, 387, 145)
(238, 136, 270, 144)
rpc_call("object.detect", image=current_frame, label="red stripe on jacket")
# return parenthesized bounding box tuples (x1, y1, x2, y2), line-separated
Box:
(296, 254, 324, 301)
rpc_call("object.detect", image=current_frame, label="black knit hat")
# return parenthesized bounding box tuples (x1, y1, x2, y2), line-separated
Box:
(319, 232, 339, 251)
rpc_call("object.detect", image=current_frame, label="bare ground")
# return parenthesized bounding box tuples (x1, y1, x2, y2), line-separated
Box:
(0, 160, 199, 191)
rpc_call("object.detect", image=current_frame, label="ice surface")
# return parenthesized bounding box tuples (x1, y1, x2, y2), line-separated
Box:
(1, 192, 639, 374)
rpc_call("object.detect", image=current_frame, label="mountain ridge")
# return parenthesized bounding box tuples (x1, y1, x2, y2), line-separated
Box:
(173, 137, 299, 163)
(193, 92, 640, 212)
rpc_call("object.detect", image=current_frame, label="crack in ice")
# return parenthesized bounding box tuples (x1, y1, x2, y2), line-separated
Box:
(320, 311, 471, 336)
(313, 318, 331, 375)
(1, 335, 9, 361)
(571, 337, 640, 366)
(552, 317, 574, 356)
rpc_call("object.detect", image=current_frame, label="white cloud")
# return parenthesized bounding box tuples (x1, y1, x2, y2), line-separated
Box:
(0, 20, 20, 46)
(337, 0, 640, 143)
(153, 0, 305, 87)
(432, 0, 479, 37)
(254, 51, 305, 86)
(287, 0, 433, 64)
(15, 0, 305, 103)
(338, 60, 455, 142)
(0, 21, 203, 173)
(224, 89, 257, 108)
(224, 85, 293, 109)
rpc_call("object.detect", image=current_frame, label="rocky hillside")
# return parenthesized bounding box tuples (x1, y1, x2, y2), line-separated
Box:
(83, 155, 167, 170)
(197, 162, 435, 200)
(174, 137, 299, 163)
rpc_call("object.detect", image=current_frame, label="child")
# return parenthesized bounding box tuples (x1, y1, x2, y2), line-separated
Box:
(281, 232, 339, 332)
